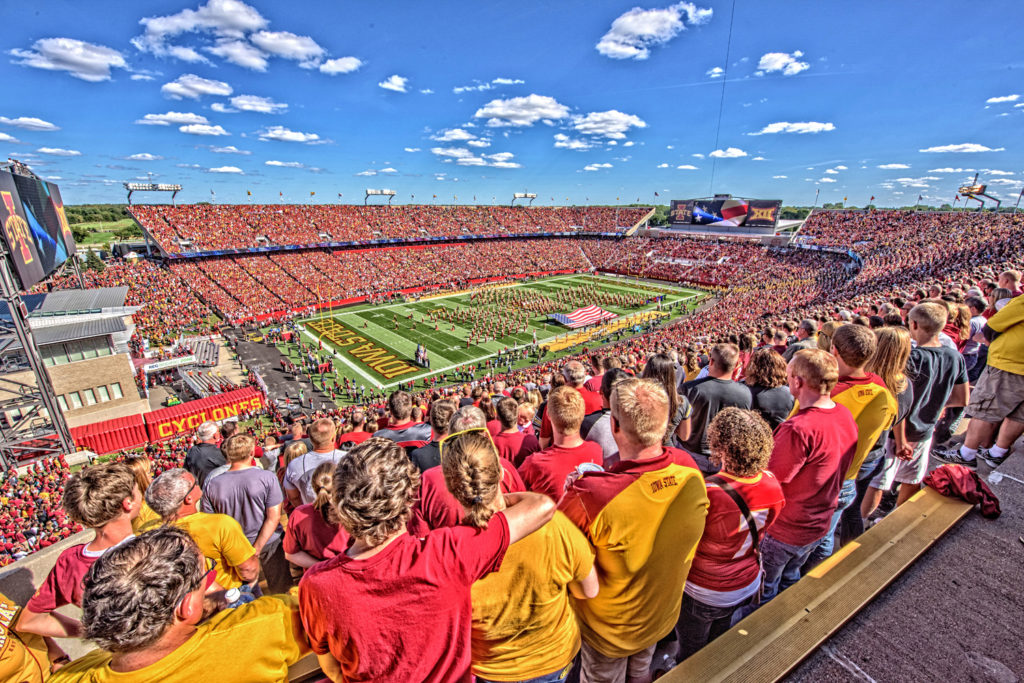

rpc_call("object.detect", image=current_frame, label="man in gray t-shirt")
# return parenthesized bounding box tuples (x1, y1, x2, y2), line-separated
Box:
(283, 417, 346, 506)
(201, 433, 290, 592)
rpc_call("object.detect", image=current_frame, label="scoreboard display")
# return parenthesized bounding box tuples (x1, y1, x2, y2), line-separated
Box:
(0, 170, 76, 291)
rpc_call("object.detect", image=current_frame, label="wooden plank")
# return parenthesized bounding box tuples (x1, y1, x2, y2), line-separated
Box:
(662, 488, 973, 683)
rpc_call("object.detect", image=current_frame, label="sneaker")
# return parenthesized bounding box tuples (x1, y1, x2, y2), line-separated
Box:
(932, 447, 979, 468)
(979, 448, 1008, 468)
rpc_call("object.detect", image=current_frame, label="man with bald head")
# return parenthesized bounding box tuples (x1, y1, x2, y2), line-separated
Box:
(560, 378, 708, 682)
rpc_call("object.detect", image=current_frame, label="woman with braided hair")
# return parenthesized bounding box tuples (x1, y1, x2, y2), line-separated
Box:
(442, 429, 598, 683)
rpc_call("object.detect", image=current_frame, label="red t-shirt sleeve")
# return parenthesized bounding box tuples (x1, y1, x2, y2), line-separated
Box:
(768, 422, 806, 484)
(282, 507, 306, 555)
(557, 487, 592, 536)
(500, 460, 526, 493)
(26, 550, 78, 612)
(540, 410, 552, 440)
(444, 512, 511, 583)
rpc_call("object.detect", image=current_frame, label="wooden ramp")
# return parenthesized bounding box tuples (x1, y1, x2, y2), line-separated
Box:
(661, 487, 972, 683)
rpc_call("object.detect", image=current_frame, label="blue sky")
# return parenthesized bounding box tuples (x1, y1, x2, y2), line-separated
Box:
(2, 0, 1022, 207)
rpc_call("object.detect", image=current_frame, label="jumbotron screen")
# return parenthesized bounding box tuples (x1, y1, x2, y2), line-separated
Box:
(0, 170, 76, 291)
(669, 197, 781, 228)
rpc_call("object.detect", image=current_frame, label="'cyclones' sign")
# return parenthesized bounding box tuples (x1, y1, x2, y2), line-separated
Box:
(145, 388, 266, 440)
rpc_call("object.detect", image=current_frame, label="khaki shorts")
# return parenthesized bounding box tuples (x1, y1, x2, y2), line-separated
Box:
(580, 641, 655, 683)
(966, 366, 1024, 423)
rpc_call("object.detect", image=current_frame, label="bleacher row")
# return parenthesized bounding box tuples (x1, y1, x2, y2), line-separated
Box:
(129, 204, 653, 254)
(180, 368, 235, 397)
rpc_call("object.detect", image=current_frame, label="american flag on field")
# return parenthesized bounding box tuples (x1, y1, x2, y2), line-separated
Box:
(550, 305, 617, 329)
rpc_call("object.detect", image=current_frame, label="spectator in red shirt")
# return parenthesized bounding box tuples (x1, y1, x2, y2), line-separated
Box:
(297, 437, 556, 683)
(337, 409, 372, 449)
(678, 408, 785, 659)
(284, 462, 346, 572)
(760, 349, 858, 602)
(539, 361, 603, 448)
(492, 397, 540, 467)
(18, 463, 141, 648)
(520, 387, 604, 500)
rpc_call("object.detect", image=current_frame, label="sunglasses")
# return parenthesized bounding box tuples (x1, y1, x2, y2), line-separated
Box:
(178, 480, 199, 508)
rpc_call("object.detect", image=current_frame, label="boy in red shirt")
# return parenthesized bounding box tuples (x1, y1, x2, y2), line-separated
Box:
(761, 349, 858, 601)
(492, 396, 540, 466)
(298, 437, 555, 683)
(17, 463, 141, 650)
(519, 387, 603, 500)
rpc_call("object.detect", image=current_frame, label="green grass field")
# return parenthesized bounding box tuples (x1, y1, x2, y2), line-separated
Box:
(271, 274, 706, 401)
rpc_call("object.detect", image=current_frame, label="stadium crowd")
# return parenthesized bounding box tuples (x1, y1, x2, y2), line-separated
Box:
(130, 204, 652, 253)
(167, 239, 592, 322)
(2, 209, 1023, 681)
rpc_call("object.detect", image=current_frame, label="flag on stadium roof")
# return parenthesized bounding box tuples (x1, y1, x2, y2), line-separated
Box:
(550, 305, 617, 329)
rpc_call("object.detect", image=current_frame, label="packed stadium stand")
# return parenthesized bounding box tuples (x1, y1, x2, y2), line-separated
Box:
(3, 206, 1023, 682)
(129, 203, 654, 252)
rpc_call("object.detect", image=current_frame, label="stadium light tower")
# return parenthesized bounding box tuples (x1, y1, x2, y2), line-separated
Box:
(365, 188, 397, 206)
(511, 192, 537, 207)
(124, 182, 182, 206)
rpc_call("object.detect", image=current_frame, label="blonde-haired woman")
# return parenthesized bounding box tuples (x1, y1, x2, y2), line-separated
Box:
(124, 455, 160, 533)
(860, 325, 914, 524)
(442, 429, 598, 683)
(284, 461, 343, 574)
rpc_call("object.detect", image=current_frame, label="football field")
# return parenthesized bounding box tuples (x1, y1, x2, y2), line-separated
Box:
(274, 274, 706, 399)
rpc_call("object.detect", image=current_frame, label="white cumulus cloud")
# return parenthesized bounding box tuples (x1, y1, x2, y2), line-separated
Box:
(985, 94, 1019, 104)
(878, 163, 910, 169)
(709, 147, 746, 158)
(403, 147, 421, 153)
(676, 164, 698, 170)
(127, 153, 163, 161)
(431, 128, 476, 142)
(554, 133, 593, 151)
(258, 125, 320, 143)
(378, 75, 409, 92)
(9, 38, 127, 82)
(0, 132, 18, 143)
(919, 143, 1005, 153)
(208, 165, 243, 173)
(772, 175, 787, 179)
(206, 40, 266, 70)
(249, 30, 324, 67)
(211, 145, 249, 154)
(135, 0, 268, 62)
(320, 57, 363, 75)
(818, 177, 836, 183)
(474, 94, 569, 127)
(229, 94, 287, 113)
(657, 163, 669, 168)
(583, 162, 613, 171)
(265, 160, 303, 168)
(596, 2, 713, 60)
(37, 147, 81, 156)
(180, 123, 229, 136)
(755, 50, 809, 76)
(706, 66, 724, 78)
(161, 73, 232, 99)
(748, 121, 834, 135)
(572, 110, 647, 139)
(0, 116, 59, 131)
(135, 111, 209, 126)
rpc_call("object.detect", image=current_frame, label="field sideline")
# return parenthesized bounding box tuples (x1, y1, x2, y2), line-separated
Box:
(273, 274, 706, 396)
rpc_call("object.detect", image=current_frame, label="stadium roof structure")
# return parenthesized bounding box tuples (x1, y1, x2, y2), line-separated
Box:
(0, 287, 130, 320)
(1, 317, 127, 352)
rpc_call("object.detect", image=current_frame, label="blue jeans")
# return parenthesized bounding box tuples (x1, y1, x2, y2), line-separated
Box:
(676, 592, 755, 661)
(804, 479, 858, 571)
(840, 454, 885, 544)
(476, 660, 574, 683)
(760, 533, 822, 602)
